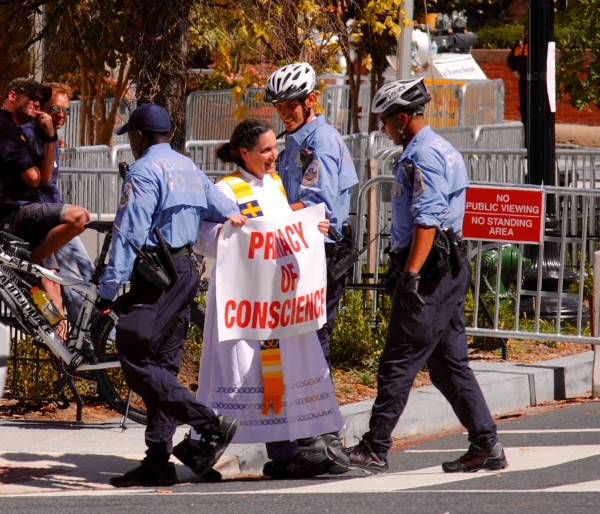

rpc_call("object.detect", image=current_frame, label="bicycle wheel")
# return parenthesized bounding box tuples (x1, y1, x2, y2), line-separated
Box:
(90, 313, 148, 425)
(90, 300, 205, 426)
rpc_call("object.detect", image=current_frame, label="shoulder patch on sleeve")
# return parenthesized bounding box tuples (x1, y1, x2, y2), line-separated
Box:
(413, 168, 425, 197)
(302, 160, 319, 187)
(119, 182, 133, 210)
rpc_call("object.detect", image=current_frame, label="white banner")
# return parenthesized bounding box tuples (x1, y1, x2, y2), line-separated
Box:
(215, 204, 327, 342)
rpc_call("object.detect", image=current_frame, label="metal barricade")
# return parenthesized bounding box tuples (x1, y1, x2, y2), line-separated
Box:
(434, 126, 476, 148)
(368, 131, 395, 159)
(352, 174, 597, 345)
(59, 146, 112, 169)
(59, 167, 122, 216)
(111, 144, 134, 168)
(186, 91, 237, 141)
(461, 148, 528, 183)
(185, 140, 235, 174)
(460, 80, 505, 126)
(474, 121, 525, 149)
(58, 99, 133, 147)
(245, 87, 284, 134)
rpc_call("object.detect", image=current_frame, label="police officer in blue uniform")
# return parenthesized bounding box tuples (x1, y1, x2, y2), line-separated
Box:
(342, 79, 508, 474)
(264, 62, 359, 366)
(262, 63, 358, 477)
(96, 103, 246, 487)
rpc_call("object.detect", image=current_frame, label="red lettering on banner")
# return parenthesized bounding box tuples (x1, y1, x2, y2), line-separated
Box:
(237, 300, 251, 328)
(252, 301, 268, 329)
(281, 300, 291, 326)
(293, 222, 308, 249)
(225, 300, 236, 328)
(264, 232, 275, 259)
(248, 233, 264, 259)
(224, 287, 327, 330)
(247, 221, 311, 260)
(285, 225, 301, 251)
(268, 301, 281, 329)
(296, 295, 305, 323)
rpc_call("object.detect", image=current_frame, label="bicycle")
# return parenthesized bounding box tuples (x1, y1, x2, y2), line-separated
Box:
(0, 222, 205, 425)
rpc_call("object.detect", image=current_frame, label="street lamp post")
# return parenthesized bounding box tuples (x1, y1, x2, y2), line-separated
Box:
(522, 0, 580, 323)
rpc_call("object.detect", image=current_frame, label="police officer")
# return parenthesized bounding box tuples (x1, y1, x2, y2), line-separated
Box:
(264, 62, 359, 366)
(263, 63, 358, 474)
(342, 79, 508, 474)
(96, 103, 246, 487)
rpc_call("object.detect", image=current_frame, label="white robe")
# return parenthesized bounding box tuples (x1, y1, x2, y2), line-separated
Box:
(192, 169, 344, 444)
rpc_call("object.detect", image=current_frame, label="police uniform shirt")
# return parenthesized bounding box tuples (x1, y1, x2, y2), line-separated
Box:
(0, 109, 39, 218)
(21, 121, 62, 204)
(390, 125, 469, 250)
(98, 143, 238, 299)
(277, 114, 358, 238)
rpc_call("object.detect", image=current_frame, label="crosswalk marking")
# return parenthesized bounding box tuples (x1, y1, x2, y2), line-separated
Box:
(263, 445, 600, 494)
(3, 445, 600, 497)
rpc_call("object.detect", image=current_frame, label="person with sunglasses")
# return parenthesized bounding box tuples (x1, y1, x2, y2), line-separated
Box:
(0, 78, 90, 274)
(21, 82, 94, 326)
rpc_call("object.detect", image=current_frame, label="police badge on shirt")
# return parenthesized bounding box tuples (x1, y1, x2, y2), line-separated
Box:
(302, 159, 319, 187)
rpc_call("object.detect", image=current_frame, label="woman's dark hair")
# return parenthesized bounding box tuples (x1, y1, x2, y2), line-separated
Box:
(216, 118, 274, 169)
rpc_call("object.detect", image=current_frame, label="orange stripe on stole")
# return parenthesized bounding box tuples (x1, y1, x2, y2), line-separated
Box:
(260, 339, 284, 415)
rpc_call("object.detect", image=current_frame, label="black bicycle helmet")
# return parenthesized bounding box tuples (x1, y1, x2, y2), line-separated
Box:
(264, 62, 316, 103)
(371, 78, 431, 115)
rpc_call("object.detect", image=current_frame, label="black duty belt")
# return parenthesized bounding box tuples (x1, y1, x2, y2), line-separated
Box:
(143, 244, 192, 258)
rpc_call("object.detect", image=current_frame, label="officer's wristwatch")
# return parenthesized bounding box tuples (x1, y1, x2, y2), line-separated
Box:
(42, 132, 58, 143)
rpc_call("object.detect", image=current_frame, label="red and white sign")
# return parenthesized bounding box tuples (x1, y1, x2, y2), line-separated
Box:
(462, 185, 544, 244)
(215, 204, 327, 342)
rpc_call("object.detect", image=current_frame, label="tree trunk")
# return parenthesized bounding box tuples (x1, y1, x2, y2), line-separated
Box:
(133, 0, 192, 152)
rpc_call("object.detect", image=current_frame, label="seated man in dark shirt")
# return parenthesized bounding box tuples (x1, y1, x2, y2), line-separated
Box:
(0, 78, 89, 266)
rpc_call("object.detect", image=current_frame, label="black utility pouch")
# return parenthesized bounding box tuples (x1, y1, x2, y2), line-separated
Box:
(327, 222, 359, 282)
(136, 252, 171, 291)
(153, 227, 179, 284)
(444, 227, 466, 270)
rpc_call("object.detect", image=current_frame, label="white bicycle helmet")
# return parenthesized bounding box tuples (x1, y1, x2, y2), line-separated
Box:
(264, 62, 316, 103)
(371, 78, 431, 115)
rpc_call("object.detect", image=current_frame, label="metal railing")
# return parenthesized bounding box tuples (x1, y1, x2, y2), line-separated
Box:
(58, 76, 503, 143)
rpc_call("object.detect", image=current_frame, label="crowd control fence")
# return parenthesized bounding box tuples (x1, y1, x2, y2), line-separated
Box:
(5, 146, 600, 402)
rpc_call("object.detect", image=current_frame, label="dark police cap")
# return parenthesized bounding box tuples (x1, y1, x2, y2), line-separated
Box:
(115, 103, 172, 135)
(5, 77, 52, 103)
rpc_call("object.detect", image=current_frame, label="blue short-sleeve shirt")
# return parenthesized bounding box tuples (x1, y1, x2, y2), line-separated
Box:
(277, 115, 358, 239)
(390, 126, 469, 249)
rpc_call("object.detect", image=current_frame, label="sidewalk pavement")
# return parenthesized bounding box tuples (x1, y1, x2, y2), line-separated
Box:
(0, 351, 595, 495)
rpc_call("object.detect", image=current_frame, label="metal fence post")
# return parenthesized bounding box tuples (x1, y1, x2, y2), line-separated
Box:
(593, 251, 600, 397)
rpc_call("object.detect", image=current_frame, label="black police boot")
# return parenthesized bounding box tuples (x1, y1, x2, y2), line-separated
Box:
(298, 434, 350, 474)
(172, 432, 223, 482)
(263, 453, 327, 479)
(109, 461, 178, 488)
(186, 415, 238, 476)
(442, 442, 508, 473)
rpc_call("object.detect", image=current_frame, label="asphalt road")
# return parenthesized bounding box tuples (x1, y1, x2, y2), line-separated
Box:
(2, 400, 600, 514)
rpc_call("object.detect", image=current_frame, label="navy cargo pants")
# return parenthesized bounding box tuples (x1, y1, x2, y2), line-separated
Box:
(364, 255, 497, 457)
(116, 253, 219, 466)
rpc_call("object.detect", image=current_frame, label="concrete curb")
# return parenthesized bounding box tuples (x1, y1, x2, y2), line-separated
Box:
(0, 351, 595, 485)
(222, 351, 595, 475)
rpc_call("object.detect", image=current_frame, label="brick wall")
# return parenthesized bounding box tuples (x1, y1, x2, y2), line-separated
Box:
(471, 49, 600, 126)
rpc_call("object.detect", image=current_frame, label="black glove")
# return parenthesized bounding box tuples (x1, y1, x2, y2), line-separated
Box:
(398, 271, 425, 315)
(95, 296, 113, 315)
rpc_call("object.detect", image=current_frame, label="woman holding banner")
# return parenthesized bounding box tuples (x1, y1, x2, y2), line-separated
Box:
(173, 119, 349, 479)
